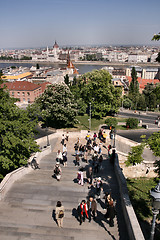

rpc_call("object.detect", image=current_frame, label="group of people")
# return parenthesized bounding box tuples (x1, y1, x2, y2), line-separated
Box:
(55, 192, 116, 228)
(53, 133, 69, 181)
(54, 131, 116, 229)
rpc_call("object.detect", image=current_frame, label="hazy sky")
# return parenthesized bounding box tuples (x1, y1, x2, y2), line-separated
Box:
(0, 0, 160, 49)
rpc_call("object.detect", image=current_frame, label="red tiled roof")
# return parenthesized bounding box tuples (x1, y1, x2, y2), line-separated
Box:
(39, 82, 51, 92)
(126, 76, 160, 90)
(1, 81, 41, 91)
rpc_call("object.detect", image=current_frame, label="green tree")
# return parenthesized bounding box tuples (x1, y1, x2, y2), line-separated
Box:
(126, 118, 139, 129)
(36, 83, 77, 128)
(142, 83, 157, 110)
(156, 52, 160, 63)
(152, 32, 160, 41)
(152, 32, 160, 62)
(0, 80, 39, 180)
(64, 74, 69, 85)
(128, 67, 139, 109)
(71, 70, 122, 119)
(147, 132, 160, 176)
(123, 97, 132, 109)
(125, 144, 145, 166)
(137, 94, 146, 110)
(105, 117, 118, 128)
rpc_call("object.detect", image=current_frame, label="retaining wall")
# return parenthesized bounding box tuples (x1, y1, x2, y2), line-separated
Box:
(0, 145, 51, 201)
(114, 153, 145, 240)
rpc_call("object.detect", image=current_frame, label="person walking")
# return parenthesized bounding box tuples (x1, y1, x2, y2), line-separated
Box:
(54, 162, 62, 181)
(87, 196, 97, 222)
(62, 144, 67, 167)
(61, 134, 65, 145)
(108, 200, 116, 227)
(55, 201, 65, 228)
(75, 153, 80, 166)
(56, 150, 63, 163)
(94, 177, 103, 199)
(86, 166, 93, 185)
(65, 131, 69, 142)
(77, 168, 84, 186)
(77, 200, 88, 225)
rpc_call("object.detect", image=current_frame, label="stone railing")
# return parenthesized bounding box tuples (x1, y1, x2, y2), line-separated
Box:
(114, 153, 145, 240)
(0, 145, 51, 201)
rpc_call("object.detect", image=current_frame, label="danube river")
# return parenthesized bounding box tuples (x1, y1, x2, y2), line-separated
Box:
(0, 61, 159, 74)
(0, 62, 104, 74)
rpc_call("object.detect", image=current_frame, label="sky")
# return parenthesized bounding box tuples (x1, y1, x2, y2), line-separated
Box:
(0, 0, 160, 49)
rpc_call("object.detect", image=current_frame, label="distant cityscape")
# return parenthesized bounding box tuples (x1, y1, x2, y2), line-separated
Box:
(0, 41, 160, 64)
(0, 41, 160, 108)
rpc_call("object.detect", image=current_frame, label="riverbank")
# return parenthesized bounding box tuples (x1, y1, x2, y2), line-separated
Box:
(0, 60, 159, 68)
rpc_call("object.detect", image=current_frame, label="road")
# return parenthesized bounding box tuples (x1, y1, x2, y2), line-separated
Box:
(117, 110, 160, 143)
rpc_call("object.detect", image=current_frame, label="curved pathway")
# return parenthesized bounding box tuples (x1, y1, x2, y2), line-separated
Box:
(0, 135, 129, 240)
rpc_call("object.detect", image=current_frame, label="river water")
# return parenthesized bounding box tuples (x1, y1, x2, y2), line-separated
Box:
(0, 62, 103, 74)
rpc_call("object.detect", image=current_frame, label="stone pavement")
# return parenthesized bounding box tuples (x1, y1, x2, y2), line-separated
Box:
(0, 135, 129, 240)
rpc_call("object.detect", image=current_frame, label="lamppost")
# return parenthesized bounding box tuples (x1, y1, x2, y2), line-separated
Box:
(89, 102, 91, 130)
(45, 119, 50, 146)
(113, 128, 116, 148)
(150, 181, 160, 240)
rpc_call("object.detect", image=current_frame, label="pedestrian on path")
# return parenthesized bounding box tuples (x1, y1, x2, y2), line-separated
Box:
(56, 150, 63, 163)
(77, 200, 88, 225)
(86, 166, 93, 185)
(84, 148, 88, 163)
(61, 134, 65, 145)
(74, 143, 79, 155)
(94, 177, 103, 199)
(62, 151, 67, 167)
(108, 200, 116, 227)
(75, 153, 80, 166)
(65, 131, 69, 141)
(87, 196, 97, 222)
(54, 162, 62, 181)
(55, 201, 65, 228)
(77, 167, 84, 186)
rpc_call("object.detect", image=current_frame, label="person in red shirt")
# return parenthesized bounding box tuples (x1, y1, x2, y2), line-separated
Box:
(77, 200, 88, 225)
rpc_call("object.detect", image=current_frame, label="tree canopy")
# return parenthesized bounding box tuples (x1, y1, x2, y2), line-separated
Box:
(128, 67, 139, 109)
(36, 83, 77, 128)
(70, 69, 122, 119)
(0, 78, 39, 180)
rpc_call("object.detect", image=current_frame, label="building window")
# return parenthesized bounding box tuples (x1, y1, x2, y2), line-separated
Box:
(17, 92, 20, 96)
(12, 92, 14, 96)
(27, 92, 30, 96)
(28, 98, 30, 103)
(22, 92, 25, 96)
(23, 98, 25, 102)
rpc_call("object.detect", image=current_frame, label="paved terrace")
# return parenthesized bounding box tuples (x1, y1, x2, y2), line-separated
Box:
(0, 134, 129, 240)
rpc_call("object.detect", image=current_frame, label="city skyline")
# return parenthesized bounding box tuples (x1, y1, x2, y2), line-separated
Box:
(0, 0, 160, 49)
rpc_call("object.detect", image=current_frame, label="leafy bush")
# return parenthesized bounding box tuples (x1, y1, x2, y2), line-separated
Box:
(123, 98, 132, 109)
(126, 118, 138, 129)
(125, 144, 144, 166)
(105, 117, 118, 128)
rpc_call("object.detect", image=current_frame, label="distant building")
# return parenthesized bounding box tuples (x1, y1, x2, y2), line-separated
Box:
(2, 72, 33, 81)
(126, 66, 158, 79)
(1, 81, 50, 104)
(126, 76, 160, 93)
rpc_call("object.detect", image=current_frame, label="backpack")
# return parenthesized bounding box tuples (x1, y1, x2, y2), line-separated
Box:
(58, 209, 64, 218)
(54, 167, 60, 175)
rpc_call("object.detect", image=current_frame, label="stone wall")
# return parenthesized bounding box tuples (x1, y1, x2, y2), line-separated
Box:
(0, 145, 51, 201)
(114, 153, 145, 240)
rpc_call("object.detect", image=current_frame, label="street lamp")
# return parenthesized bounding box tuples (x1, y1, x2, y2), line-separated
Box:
(113, 128, 116, 148)
(150, 181, 160, 240)
(89, 102, 91, 130)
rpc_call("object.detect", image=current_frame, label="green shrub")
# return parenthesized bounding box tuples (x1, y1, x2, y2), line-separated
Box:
(105, 117, 118, 128)
(126, 118, 138, 129)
